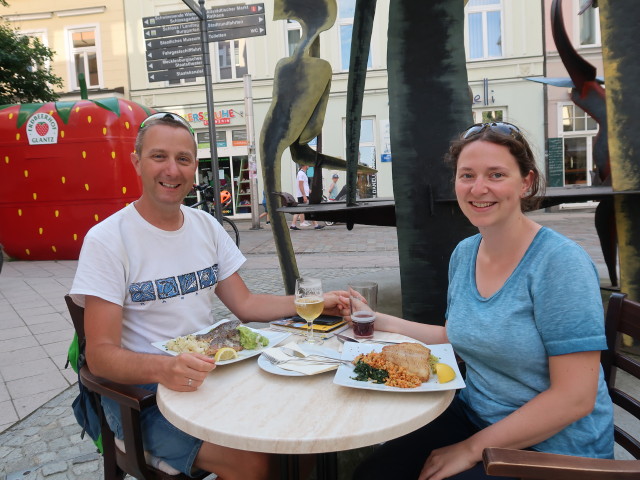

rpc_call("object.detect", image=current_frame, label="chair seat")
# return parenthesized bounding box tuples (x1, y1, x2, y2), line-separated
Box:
(113, 438, 181, 476)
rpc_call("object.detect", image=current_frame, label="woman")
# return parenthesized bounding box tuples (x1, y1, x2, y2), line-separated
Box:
(353, 122, 614, 480)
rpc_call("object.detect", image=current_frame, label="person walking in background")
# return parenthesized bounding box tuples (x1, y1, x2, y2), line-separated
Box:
(259, 191, 270, 224)
(327, 173, 340, 200)
(290, 165, 324, 230)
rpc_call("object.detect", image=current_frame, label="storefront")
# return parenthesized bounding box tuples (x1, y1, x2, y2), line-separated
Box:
(179, 107, 253, 218)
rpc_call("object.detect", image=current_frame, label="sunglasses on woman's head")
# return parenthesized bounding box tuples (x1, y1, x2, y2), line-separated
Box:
(462, 122, 523, 142)
(140, 112, 194, 134)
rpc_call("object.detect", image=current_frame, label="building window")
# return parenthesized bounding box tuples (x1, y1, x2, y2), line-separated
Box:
(67, 26, 102, 89)
(344, 117, 377, 199)
(19, 30, 49, 72)
(466, 0, 503, 60)
(472, 109, 504, 124)
(215, 39, 248, 81)
(338, 0, 372, 71)
(286, 20, 302, 55)
(560, 103, 598, 186)
(578, 2, 600, 46)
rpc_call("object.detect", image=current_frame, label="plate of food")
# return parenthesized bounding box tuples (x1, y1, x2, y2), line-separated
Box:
(152, 319, 290, 365)
(332, 342, 465, 392)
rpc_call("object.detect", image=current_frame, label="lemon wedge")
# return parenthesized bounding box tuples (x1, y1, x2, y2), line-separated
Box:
(435, 363, 456, 383)
(214, 347, 238, 362)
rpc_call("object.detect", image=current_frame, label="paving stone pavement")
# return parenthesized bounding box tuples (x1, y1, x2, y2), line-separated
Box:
(0, 210, 627, 479)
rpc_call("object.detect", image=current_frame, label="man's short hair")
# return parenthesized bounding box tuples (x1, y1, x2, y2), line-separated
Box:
(134, 113, 197, 156)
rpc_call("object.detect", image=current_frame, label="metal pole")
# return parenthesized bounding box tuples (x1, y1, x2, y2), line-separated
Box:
(198, 0, 223, 222)
(244, 74, 261, 229)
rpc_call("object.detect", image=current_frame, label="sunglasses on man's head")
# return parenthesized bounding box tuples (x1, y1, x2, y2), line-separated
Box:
(140, 112, 194, 134)
(462, 122, 523, 142)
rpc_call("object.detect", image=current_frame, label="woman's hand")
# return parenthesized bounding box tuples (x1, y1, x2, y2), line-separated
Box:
(418, 441, 478, 480)
(322, 290, 350, 317)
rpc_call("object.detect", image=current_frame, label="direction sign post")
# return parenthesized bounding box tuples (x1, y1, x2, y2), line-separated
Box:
(143, 2, 267, 221)
(189, 0, 223, 221)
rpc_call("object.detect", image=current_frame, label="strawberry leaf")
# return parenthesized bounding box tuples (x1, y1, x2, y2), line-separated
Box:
(54, 101, 79, 124)
(17, 103, 44, 129)
(91, 98, 121, 116)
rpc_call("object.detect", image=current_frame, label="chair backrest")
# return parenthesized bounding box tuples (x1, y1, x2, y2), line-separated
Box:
(603, 292, 640, 459)
(65, 294, 86, 342)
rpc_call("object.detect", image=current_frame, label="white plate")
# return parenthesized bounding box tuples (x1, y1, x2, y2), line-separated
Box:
(257, 345, 345, 377)
(151, 320, 291, 365)
(333, 342, 466, 392)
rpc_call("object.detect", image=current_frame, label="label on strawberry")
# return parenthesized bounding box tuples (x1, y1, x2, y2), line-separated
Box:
(26, 113, 58, 145)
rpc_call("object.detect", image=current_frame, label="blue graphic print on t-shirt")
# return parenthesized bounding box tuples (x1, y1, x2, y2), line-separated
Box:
(129, 264, 219, 303)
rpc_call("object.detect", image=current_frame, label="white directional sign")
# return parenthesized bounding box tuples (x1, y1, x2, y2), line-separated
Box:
(142, 3, 266, 83)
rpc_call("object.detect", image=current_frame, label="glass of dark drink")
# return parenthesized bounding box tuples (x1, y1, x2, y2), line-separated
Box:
(348, 282, 378, 340)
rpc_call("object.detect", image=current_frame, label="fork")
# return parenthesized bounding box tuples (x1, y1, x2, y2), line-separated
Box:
(280, 347, 352, 366)
(261, 351, 347, 367)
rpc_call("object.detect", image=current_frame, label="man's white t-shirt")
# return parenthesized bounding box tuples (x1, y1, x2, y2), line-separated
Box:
(70, 203, 245, 354)
(294, 169, 309, 198)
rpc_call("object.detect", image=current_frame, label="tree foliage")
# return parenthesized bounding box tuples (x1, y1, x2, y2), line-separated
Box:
(0, 21, 63, 104)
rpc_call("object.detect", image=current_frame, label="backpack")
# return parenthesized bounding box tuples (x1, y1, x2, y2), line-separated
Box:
(67, 333, 103, 453)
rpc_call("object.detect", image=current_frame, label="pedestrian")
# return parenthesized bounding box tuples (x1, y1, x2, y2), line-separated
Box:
(69, 112, 349, 479)
(290, 165, 324, 230)
(259, 191, 270, 224)
(327, 173, 340, 200)
(352, 122, 614, 480)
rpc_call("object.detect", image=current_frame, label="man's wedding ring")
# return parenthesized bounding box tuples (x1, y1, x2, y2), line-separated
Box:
(187, 378, 192, 387)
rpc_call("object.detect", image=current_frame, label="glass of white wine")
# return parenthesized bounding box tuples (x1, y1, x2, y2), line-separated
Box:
(294, 277, 325, 345)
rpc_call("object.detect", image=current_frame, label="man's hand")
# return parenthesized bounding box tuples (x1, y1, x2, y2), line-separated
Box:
(162, 353, 216, 391)
(322, 290, 350, 317)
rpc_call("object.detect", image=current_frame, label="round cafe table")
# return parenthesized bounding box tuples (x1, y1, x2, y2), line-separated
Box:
(157, 330, 455, 478)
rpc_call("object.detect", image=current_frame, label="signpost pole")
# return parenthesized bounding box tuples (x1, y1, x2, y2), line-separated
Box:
(186, 0, 223, 222)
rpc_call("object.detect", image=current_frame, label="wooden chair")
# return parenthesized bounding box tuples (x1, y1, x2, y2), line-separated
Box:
(65, 295, 210, 480)
(483, 292, 640, 479)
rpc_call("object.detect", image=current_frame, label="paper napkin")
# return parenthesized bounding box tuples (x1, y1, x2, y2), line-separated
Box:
(264, 342, 340, 375)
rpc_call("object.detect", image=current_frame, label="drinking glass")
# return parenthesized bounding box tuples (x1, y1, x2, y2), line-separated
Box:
(294, 277, 325, 345)
(349, 282, 378, 339)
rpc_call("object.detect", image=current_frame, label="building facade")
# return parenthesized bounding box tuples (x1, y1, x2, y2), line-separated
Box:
(2, 0, 131, 100)
(4, 1, 574, 218)
(543, 0, 604, 192)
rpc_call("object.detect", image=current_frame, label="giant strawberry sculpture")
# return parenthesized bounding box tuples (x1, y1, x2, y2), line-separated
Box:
(0, 97, 154, 260)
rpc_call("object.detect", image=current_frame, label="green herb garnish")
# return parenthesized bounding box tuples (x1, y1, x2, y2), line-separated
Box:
(351, 360, 389, 384)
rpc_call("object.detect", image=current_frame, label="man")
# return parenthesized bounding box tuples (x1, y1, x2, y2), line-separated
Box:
(70, 113, 347, 479)
(327, 173, 340, 200)
(290, 165, 324, 230)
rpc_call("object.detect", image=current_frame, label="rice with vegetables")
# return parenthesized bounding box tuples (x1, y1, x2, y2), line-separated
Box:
(165, 335, 209, 355)
(352, 352, 422, 388)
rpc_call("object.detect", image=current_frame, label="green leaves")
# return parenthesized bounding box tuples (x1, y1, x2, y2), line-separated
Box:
(0, 23, 63, 104)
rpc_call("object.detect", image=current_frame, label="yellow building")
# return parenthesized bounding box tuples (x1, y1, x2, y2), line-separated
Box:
(2, 0, 130, 99)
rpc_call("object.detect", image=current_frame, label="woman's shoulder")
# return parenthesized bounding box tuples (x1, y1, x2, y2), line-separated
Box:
(534, 227, 590, 258)
(530, 227, 597, 276)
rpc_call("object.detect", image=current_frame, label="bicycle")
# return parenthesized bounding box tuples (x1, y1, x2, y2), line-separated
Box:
(189, 184, 240, 247)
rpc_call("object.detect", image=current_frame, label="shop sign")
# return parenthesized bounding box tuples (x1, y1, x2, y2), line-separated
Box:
(380, 119, 392, 162)
(26, 113, 58, 145)
(182, 109, 242, 126)
(471, 78, 495, 106)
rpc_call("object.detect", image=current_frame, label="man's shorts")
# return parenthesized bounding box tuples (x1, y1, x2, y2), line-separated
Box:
(101, 383, 204, 477)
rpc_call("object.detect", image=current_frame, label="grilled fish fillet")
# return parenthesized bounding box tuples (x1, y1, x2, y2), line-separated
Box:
(381, 343, 432, 381)
(195, 319, 243, 355)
